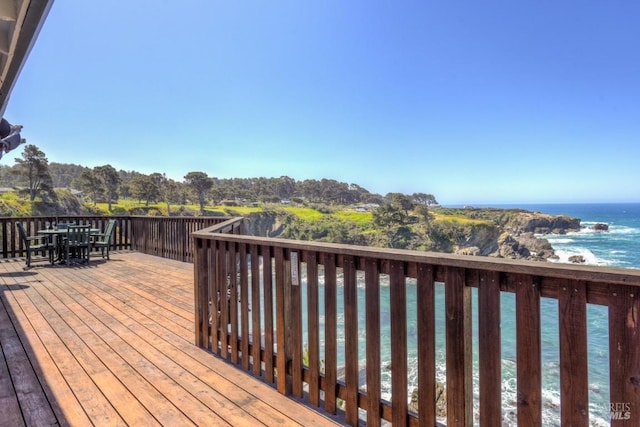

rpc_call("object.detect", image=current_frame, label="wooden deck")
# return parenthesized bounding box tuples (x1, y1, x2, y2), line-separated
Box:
(0, 252, 342, 426)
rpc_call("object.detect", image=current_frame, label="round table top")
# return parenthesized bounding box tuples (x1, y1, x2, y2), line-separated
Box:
(38, 228, 100, 234)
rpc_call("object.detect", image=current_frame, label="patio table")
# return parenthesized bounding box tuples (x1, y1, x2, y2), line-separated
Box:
(38, 228, 100, 263)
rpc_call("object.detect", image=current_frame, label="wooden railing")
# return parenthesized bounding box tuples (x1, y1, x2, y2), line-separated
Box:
(0, 215, 132, 259)
(1, 215, 233, 263)
(130, 216, 233, 262)
(193, 218, 640, 426)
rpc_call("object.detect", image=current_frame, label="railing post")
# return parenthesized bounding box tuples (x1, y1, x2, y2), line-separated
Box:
(343, 254, 359, 425)
(417, 263, 436, 427)
(306, 251, 321, 406)
(250, 244, 262, 376)
(478, 270, 502, 425)
(609, 285, 640, 426)
(390, 260, 408, 426)
(323, 252, 338, 415)
(559, 279, 588, 425)
(261, 244, 275, 384)
(275, 247, 291, 395)
(445, 266, 473, 426)
(289, 250, 303, 398)
(516, 274, 542, 426)
(365, 258, 381, 427)
(194, 237, 210, 348)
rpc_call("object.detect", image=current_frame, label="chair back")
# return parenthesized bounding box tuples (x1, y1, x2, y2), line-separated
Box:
(101, 219, 117, 242)
(67, 225, 91, 245)
(16, 222, 29, 247)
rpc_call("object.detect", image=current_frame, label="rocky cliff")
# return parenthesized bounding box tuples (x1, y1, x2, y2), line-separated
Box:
(243, 208, 581, 262)
(243, 211, 285, 237)
(453, 209, 580, 261)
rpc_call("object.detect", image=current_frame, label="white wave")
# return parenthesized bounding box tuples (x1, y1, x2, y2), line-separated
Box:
(545, 237, 575, 244)
(550, 248, 615, 267)
(609, 225, 640, 235)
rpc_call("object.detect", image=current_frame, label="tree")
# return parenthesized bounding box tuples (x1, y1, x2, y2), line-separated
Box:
(162, 179, 183, 214)
(94, 164, 120, 211)
(184, 171, 213, 214)
(414, 204, 434, 231)
(149, 173, 181, 215)
(388, 193, 414, 215)
(13, 144, 55, 201)
(412, 192, 438, 206)
(275, 175, 296, 200)
(130, 175, 160, 206)
(75, 170, 103, 205)
(373, 203, 407, 228)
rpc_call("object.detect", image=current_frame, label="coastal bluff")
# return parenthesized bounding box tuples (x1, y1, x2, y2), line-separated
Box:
(455, 208, 581, 261)
(244, 207, 581, 262)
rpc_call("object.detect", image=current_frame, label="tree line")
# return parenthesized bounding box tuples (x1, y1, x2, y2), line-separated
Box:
(0, 144, 439, 213)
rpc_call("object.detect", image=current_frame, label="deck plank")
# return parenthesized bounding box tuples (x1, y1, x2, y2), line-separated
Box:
(0, 297, 28, 427)
(0, 253, 341, 427)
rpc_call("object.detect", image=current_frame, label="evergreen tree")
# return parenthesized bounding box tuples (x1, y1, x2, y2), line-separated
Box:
(94, 164, 120, 211)
(75, 169, 103, 205)
(184, 171, 213, 214)
(13, 145, 55, 201)
(130, 175, 160, 206)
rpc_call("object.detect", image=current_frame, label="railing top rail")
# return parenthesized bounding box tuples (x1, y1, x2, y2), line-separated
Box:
(192, 217, 244, 235)
(193, 218, 640, 287)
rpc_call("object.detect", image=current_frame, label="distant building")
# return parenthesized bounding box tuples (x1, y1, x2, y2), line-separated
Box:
(354, 203, 380, 212)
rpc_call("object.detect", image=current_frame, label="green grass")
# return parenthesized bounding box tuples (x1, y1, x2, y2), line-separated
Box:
(333, 210, 373, 225)
(220, 206, 263, 215)
(284, 207, 324, 221)
(0, 192, 31, 216)
(432, 212, 493, 225)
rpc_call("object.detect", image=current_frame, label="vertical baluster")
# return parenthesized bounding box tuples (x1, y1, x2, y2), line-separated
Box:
(240, 243, 250, 370)
(343, 255, 359, 425)
(274, 246, 289, 394)
(250, 244, 262, 376)
(307, 251, 321, 406)
(609, 285, 640, 427)
(445, 266, 472, 426)
(194, 237, 209, 348)
(365, 258, 381, 427)
(262, 245, 275, 383)
(219, 241, 229, 359)
(390, 260, 408, 426)
(229, 242, 239, 364)
(324, 253, 338, 414)
(516, 274, 541, 426)
(559, 279, 588, 425)
(290, 250, 303, 398)
(209, 239, 219, 352)
(479, 270, 501, 425)
(417, 263, 436, 427)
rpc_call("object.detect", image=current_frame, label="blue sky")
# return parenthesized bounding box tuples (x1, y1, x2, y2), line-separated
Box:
(4, 1, 640, 205)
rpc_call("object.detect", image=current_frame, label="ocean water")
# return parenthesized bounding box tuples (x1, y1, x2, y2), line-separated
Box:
(303, 203, 640, 425)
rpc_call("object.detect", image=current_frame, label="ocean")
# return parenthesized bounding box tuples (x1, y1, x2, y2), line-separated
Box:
(475, 203, 640, 425)
(309, 203, 640, 426)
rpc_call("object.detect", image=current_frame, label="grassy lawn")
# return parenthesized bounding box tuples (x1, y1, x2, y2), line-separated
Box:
(333, 210, 373, 225)
(432, 211, 494, 225)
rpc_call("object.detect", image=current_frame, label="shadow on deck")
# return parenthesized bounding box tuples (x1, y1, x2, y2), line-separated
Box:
(0, 252, 342, 426)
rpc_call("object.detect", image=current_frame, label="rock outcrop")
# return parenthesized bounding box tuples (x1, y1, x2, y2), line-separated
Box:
(409, 382, 446, 418)
(569, 255, 586, 263)
(247, 207, 581, 263)
(500, 211, 581, 235)
(456, 211, 579, 261)
(243, 211, 285, 237)
(592, 223, 609, 231)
